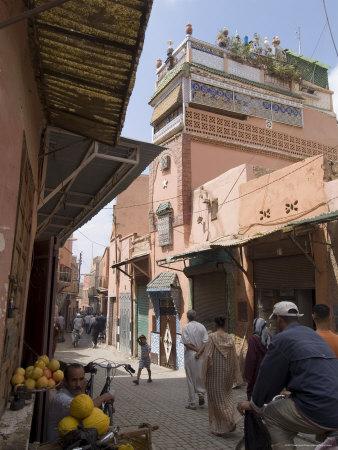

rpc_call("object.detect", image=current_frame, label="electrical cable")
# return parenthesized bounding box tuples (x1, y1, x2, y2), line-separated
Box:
(76, 229, 108, 247)
(310, 21, 328, 59)
(322, 0, 338, 57)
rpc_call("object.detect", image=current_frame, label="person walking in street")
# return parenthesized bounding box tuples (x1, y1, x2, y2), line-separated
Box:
(202, 316, 242, 437)
(52, 318, 61, 357)
(91, 316, 100, 348)
(181, 309, 209, 410)
(313, 304, 338, 357)
(84, 313, 92, 334)
(237, 301, 338, 450)
(133, 335, 152, 385)
(244, 318, 270, 400)
(57, 314, 65, 343)
(89, 314, 96, 333)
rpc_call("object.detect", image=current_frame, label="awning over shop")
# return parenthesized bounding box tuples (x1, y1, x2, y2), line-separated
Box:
(157, 244, 213, 265)
(30, 0, 153, 145)
(147, 272, 178, 293)
(210, 210, 338, 248)
(37, 127, 163, 243)
(110, 252, 150, 269)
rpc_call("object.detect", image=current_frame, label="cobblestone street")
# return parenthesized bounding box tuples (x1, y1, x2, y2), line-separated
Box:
(56, 333, 316, 450)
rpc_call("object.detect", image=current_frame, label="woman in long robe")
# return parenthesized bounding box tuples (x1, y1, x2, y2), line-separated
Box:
(201, 316, 242, 436)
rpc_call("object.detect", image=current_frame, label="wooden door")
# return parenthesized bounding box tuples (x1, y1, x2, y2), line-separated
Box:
(0, 139, 35, 412)
(160, 307, 176, 369)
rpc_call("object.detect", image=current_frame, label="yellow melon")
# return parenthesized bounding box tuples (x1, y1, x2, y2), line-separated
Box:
(25, 366, 34, 378)
(58, 416, 79, 436)
(39, 355, 49, 365)
(31, 367, 43, 380)
(24, 378, 36, 390)
(47, 378, 56, 389)
(15, 367, 26, 377)
(34, 360, 46, 369)
(11, 373, 25, 386)
(70, 394, 94, 420)
(52, 370, 64, 383)
(47, 359, 60, 372)
(82, 407, 109, 436)
(36, 376, 48, 389)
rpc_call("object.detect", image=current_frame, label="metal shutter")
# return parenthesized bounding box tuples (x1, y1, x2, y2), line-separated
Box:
(193, 272, 227, 332)
(137, 285, 149, 343)
(254, 255, 315, 290)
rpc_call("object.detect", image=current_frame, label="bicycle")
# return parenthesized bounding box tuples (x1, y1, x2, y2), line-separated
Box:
(84, 359, 135, 426)
(97, 331, 106, 346)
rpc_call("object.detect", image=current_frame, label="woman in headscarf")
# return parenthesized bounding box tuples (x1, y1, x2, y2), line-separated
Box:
(201, 316, 242, 437)
(244, 318, 270, 400)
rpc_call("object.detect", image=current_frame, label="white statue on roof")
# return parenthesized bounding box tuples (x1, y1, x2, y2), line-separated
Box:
(263, 37, 272, 56)
(272, 35, 286, 60)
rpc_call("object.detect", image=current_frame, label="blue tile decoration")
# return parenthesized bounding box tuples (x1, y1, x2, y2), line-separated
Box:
(191, 80, 302, 127)
(151, 332, 160, 354)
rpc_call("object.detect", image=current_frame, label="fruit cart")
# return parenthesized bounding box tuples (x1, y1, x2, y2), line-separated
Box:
(36, 424, 158, 449)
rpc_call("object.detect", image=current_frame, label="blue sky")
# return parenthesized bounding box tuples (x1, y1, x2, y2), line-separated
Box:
(73, 0, 338, 274)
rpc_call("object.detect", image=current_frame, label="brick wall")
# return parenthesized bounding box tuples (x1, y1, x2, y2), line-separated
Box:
(149, 132, 192, 229)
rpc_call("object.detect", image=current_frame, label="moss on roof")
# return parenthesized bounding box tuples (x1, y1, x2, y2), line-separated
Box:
(30, 0, 153, 144)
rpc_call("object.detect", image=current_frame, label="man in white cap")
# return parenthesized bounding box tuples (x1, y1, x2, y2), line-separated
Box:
(237, 301, 338, 449)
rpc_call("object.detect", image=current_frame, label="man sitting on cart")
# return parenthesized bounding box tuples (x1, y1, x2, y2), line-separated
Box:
(46, 363, 114, 442)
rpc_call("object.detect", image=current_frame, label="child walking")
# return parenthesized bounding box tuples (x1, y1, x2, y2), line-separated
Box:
(133, 335, 152, 385)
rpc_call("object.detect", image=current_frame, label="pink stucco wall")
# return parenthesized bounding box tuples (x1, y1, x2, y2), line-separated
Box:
(0, 5, 44, 370)
(238, 155, 328, 238)
(190, 140, 290, 189)
(190, 164, 255, 246)
(325, 179, 338, 212)
(115, 175, 149, 237)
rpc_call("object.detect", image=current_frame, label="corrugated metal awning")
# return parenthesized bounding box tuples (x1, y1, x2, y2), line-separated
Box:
(30, 0, 153, 145)
(150, 85, 181, 125)
(211, 210, 338, 248)
(147, 271, 177, 292)
(157, 244, 213, 265)
(37, 126, 163, 244)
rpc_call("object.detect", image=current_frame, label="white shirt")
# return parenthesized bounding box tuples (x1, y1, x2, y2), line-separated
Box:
(84, 315, 92, 324)
(181, 321, 209, 353)
(47, 388, 74, 442)
(73, 317, 83, 330)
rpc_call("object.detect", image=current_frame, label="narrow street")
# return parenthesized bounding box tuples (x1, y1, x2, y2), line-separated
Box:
(56, 334, 316, 450)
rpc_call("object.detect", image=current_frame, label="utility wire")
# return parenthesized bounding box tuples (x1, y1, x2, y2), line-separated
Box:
(310, 21, 328, 59)
(104, 154, 324, 216)
(76, 229, 108, 248)
(322, 0, 338, 57)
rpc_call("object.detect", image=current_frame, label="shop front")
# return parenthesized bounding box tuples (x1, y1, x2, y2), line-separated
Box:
(250, 234, 315, 326)
(147, 272, 184, 369)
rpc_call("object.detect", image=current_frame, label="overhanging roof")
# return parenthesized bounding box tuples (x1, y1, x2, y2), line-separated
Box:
(29, 0, 153, 145)
(147, 272, 178, 292)
(210, 210, 338, 248)
(157, 244, 213, 265)
(110, 252, 149, 269)
(37, 127, 163, 244)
